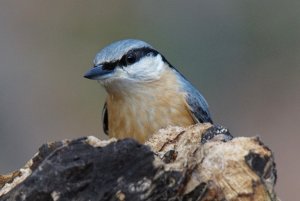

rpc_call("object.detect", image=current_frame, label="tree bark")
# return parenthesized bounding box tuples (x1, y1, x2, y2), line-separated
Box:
(0, 124, 280, 201)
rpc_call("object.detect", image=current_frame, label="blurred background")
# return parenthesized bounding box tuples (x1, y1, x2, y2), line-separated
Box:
(0, 0, 299, 199)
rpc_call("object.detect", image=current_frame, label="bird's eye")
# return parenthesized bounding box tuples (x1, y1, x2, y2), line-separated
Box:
(125, 53, 136, 65)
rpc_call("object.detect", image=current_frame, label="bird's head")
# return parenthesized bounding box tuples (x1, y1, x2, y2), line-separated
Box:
(84, 39, 171, 88)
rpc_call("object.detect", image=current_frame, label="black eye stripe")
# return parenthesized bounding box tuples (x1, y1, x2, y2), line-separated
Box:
(122, 47, 159, 66)
(99, 47, 160, 70)
(101, 61, 118, 71)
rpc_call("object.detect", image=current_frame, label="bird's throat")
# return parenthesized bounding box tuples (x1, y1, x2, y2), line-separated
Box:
(105, 69, 195, 142)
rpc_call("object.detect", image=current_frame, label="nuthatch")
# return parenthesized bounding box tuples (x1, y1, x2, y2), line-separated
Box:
(84, 39, 212, 142)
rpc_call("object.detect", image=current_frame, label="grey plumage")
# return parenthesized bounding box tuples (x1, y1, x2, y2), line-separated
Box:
(174, 70, 213, 124)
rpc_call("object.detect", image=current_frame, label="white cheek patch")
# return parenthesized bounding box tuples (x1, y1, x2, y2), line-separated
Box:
(114, 67, 127, 78)
(124, 55, 166, 81)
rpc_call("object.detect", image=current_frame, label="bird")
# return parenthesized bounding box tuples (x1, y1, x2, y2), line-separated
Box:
(84, 39, 213, 143)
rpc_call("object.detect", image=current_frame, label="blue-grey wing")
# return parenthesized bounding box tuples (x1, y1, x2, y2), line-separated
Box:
(102, 102, 109, 135)
(174, 70, 213, 124)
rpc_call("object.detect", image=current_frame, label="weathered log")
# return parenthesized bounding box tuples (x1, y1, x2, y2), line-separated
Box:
(0, 124, 279, 201)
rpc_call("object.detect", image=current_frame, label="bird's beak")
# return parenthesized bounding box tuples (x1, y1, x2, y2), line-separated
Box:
(84, 64, 111, 80)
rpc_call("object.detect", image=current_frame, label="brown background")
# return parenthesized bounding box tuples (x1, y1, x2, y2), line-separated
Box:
(0, 1, 299, 200)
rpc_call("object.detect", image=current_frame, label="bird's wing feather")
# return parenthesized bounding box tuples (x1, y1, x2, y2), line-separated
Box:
(102, 102, 109, 135)
(174, 69, 213, 124)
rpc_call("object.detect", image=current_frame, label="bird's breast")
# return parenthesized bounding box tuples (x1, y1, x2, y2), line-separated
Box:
(106, 69, 195, 142)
